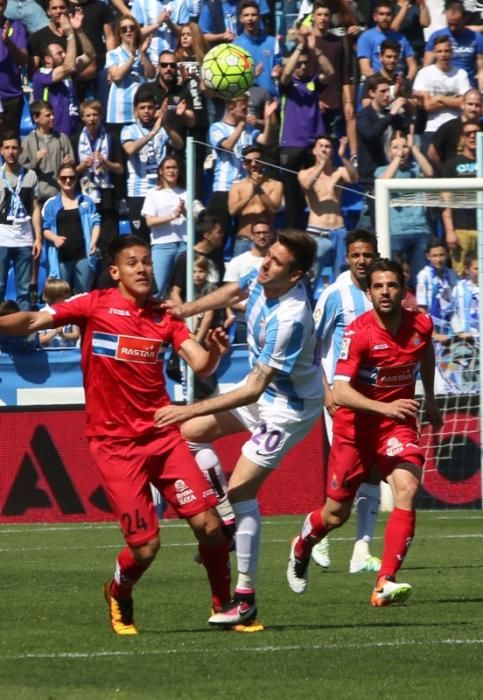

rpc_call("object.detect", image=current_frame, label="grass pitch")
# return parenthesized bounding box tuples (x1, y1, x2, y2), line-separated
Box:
(1, 512, 483, 700)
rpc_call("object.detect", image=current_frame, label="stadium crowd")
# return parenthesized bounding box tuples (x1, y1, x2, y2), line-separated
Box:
(0, 0, 480, 362)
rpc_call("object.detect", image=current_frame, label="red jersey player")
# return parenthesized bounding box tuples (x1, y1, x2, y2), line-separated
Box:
(287, 258, 442, 606)
(0, 235, 232, 635)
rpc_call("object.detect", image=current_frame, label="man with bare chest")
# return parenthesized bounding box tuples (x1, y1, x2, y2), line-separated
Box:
(228, 145, 283, 256)
(298, 135, 358, 298)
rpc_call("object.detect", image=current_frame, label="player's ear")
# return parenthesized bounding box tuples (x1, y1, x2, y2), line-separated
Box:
(109, 264, 120, 281)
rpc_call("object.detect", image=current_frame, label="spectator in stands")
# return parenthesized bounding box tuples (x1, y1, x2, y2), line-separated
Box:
(298, 134, 358, 293)
(424, 0, 483, 89)
(223, 215, 275, 342)
(32, 12, 95, 137)
(228, 144, 283, 255)
(121, 87, 183, 243)
(416, 238, 457, 344)
(198, 0, 270, 45)
(72, 99, 124, 275)
(428, 88, 481, 172)
(401, 260, 418, 311)
(144, 49, 195, 142)
(0, 0, 27, 139)
(233, 0, 282, 98)
(5, 0, 48, 35)
(141, 154, 187, 297)
(0, 131, 42, 311)
(105, 16, 155, 132)
(20, 100, 74, 206)
(452, 251, 479, 339)
(38, 277, 80, 347)
(29, 0, 72, 70)
(375, 130, 433, 278)
(303, 1, 357, 162)
(357, 0, 417, 82)
(356, 75, 410, 226)
(391, 0, 430, 62)
(42, 163, 100, 293)
(279, 37, 334, 229)
(131, 0, 190, 65)
(441, 119, 479, 276)
(360, 39, 414, 109)
(170, 215, 225, 305)
(413, 35, 471, 152)
(191, 255, 219, 343)
(206, 94, 277, 238)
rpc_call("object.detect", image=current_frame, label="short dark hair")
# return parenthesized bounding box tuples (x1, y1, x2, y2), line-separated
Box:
(380, 39, 401, 55)
(433, 35, 452, 47)
(134, 85, 156, 107)
(107, 235, 150, 264)
(277, 229, 316, 275)
(426, 237, 448, 253)
(196, 214, 221, 242)
(238, 0, 260, 14)
(346, 229, 378, 253)
(374, 0, 393, 11)
(0, 130, 20, 146)
(30, 99, 53, 119)
(366, 74, 390, 93)
(242, 144, 264, 158)
(250, 215, 272, 231)
(312, 1, 331, 12)
(367, 258, 405, 288)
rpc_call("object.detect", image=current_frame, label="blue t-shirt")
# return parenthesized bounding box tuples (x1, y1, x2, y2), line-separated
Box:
(234, 32, 281, 97)
(425, 28, 483, 87)
(357, 27, 414, 75)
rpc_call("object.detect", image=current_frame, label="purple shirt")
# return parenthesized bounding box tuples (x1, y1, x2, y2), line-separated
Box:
(32, 68, 79, 136)
(0, 20, 27, 99)
(279, 76, 324, 148)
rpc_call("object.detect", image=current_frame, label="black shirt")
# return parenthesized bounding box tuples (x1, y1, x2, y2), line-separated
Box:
(441, 154, 477, 230)
(56, 207, 86, 262)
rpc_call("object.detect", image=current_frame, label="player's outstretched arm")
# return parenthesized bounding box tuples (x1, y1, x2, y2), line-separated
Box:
(333, 379, 419, 422)
(161, 282, 248, 320)
(177, 327, 229, 377)
(0, 310, 54, 336)
(154, 361, 275, 427)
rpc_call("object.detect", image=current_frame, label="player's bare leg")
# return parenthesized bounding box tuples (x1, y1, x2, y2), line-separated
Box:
(371, 463, 421, 607)
(105, 536, 160, 635)
(287, 498, 352, 593)
(187, 509, 232, 613)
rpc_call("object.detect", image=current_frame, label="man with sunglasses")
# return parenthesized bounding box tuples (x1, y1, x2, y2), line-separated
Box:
(227, 145, 282, 255)
(145, 49, 195, 138)
(441, 118, 481, 276)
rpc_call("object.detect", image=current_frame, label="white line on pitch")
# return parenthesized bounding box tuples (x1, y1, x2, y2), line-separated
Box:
(1, 638, 483, 661)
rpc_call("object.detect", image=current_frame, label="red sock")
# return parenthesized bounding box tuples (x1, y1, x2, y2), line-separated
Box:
(379, 508, 416, 581)
(294, 509, 329, 560)
(111, 546, 150, 599)
(199, 537, 231, 611)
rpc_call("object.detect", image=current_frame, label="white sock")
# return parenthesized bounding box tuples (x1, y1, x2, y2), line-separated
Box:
(233, 499, 261, 591)
(353, 482, 380, 557)
(187, 442, 235, 525)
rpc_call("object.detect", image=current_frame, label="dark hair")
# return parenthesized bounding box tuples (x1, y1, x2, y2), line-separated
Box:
(433, 35, 452, 47)
(242, 144, 264, 158)
(30, 99, 53, 119)
(366, 74, 391, 93)
(250, 214, 273, 230)
(464, 251, 477, 269)
(367, 258, 405, 288)
(196, 215, 221, 242)
(134, 85, 156, 107)
(277, 229, 316, 275)
(0, 299, 20, 316)
(107, 235, 150, 264)
(380, 39, 401, 54)
(238, 0, 260, 14)
(312, 1, 331, 12)
(426, 237, 448, 253)
(374, 0, 393, 11)
(156, 154, 184, 188)
(346, 229, 378, 253)
(57, 163, 77, 177)
(0, 130, 20, 146)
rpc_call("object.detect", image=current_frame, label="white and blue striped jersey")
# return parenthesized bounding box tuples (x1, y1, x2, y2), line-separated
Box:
(121, 122, 170, 197)
(313, 270, 373, 384)
(131, 0, 190, 64)
(208, 121, 260, 191)
(452, 277, 479, 336)
(105, 46, 148, 125)
(242, 278, 323, 411)
(416, 264, 458, 335)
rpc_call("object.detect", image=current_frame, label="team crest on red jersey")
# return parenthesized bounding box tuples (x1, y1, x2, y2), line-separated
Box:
(116, 335, 162, 364)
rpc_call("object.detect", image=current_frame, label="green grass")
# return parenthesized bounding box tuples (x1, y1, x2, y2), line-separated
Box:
(1, 512, 483, 700)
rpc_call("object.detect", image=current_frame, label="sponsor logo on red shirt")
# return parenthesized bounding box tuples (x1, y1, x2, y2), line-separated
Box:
(376, 363, 415, 387)
(116, 335, 162, 364)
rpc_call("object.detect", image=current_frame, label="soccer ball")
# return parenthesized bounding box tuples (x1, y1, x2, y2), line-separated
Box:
(201, 43, 255, 100)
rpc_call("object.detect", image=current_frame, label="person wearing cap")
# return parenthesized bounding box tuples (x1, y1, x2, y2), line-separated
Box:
(424, 0, 483, 90)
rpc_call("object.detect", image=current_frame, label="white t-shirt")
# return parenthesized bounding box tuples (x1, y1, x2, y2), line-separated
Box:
(141, 186, 187, 245)
(413, 64, 471, 132)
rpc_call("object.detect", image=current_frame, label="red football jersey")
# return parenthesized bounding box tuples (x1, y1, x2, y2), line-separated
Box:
(51, 288, 190, 438)
(333, 308, 433, 435)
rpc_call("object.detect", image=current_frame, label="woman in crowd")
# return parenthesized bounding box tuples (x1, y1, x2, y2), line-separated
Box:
(105, 15, 155, 132)
(141, 155, 187, 297)
(42, 164, 101, 293)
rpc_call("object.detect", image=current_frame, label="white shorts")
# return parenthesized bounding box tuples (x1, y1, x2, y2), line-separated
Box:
(230, 392, 322, 469)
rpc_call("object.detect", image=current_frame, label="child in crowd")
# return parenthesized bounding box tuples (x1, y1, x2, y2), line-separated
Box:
(416, 239, 458, 346)
(38, 278, 80, 347)
(452, 253, 479, 340)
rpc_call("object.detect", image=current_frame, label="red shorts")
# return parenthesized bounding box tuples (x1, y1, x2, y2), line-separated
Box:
(89, 429, 218, 546)
(326, 424, 424, 502)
